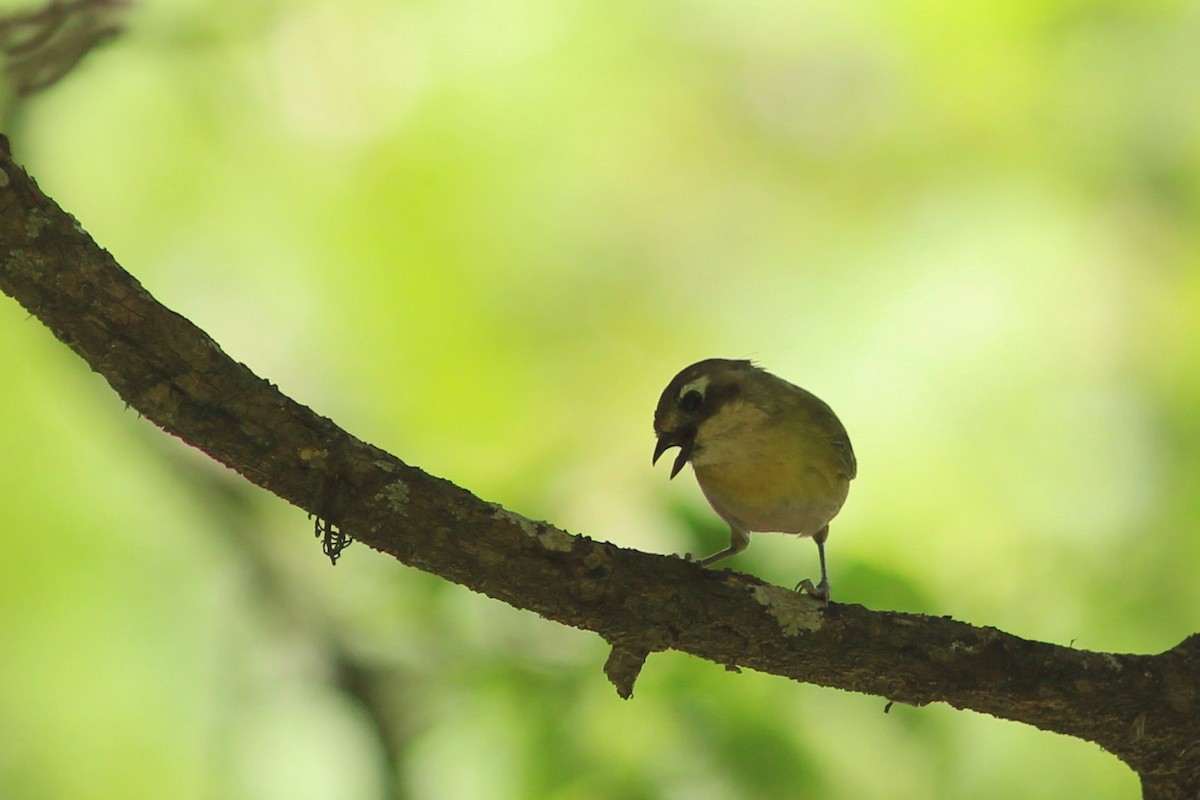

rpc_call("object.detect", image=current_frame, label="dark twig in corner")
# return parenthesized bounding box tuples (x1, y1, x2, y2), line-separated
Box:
(0, 0, 128, 96)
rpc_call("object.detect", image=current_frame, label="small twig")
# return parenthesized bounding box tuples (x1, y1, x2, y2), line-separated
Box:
(0, 0, 129, 96)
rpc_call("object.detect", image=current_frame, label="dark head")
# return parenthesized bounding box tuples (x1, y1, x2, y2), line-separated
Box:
(652, 359, 759, 478)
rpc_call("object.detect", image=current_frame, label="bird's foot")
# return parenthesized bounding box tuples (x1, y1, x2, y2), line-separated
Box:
(795, 577, 830, 603)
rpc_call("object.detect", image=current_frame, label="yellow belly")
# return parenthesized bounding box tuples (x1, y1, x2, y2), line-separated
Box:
(693, 445, 849, 536)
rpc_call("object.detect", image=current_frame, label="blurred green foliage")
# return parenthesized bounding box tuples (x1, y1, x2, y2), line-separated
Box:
(4, 0, 1199, 797)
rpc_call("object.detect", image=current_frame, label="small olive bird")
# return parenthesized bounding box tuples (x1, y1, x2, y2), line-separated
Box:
(653, 359, 856, 601)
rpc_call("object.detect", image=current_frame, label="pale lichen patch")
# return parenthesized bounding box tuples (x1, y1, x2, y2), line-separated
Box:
(490, 504, 535, 536)
(491, 506, 575, 552)
(537, 527, 576, 553)
(751, 584, 823, 636)
(298, 445, 327, 463)
(26, 208, 50, 239)
(374, 480, 409, 512)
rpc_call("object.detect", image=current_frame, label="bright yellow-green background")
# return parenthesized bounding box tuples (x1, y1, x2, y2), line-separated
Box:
(4, 0, 1200, 797)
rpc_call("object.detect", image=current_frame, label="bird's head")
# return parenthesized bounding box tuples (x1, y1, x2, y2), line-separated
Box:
(652, 358, 762, 478)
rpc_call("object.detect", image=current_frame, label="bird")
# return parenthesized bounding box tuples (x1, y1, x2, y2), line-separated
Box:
(652, 358, 856, 601)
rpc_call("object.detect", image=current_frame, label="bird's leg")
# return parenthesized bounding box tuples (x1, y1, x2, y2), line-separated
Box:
(685, 527, 751, 566)
(795, 526, 830, 602)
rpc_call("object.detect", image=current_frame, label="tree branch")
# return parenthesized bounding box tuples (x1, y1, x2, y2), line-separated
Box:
(2, 139, 1197, 798)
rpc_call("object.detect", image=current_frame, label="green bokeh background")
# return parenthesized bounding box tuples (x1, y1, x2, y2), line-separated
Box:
(4, 0, 1199, 797)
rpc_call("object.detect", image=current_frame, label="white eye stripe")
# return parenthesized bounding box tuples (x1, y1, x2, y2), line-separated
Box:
(679, 375, 709, 400)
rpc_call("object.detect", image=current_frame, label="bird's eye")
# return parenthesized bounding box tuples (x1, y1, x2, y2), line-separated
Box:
(679, 389, 703, 412)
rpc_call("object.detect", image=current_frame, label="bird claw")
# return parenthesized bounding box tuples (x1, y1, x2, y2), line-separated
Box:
(795, 577, 830, 603)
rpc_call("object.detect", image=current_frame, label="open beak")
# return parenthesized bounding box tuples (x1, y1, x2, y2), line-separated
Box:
(652, 429, 695, 479)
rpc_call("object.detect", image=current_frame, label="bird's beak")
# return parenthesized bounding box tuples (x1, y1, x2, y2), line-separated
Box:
(652, 428, 695, 479)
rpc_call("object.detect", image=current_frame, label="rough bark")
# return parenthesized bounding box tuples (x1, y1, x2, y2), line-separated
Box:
(2, 139, 1197, 797)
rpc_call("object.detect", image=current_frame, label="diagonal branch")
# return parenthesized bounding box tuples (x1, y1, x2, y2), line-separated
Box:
(1, 138, 1197, 798)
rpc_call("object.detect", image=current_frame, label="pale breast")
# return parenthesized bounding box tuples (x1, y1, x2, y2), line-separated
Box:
(690, 399, 851, 536)
(693, 451, 849, 536)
